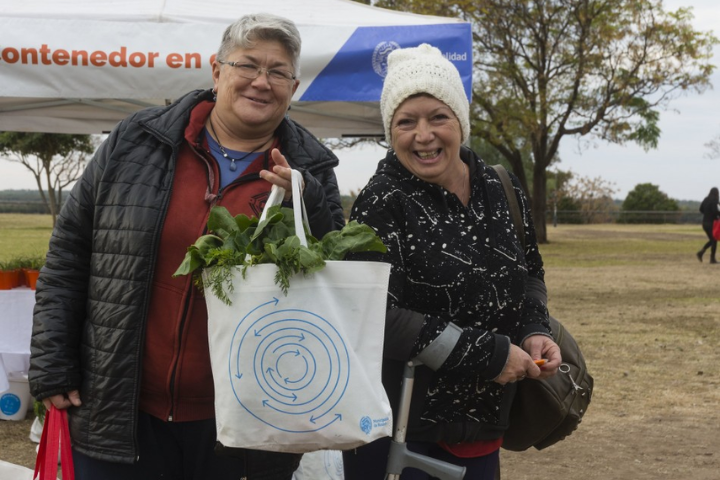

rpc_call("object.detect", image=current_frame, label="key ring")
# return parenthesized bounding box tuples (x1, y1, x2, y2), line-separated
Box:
(559, 363, 584, 393)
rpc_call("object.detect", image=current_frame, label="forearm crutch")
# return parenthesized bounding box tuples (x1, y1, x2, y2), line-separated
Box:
(385, 360, 466, 480)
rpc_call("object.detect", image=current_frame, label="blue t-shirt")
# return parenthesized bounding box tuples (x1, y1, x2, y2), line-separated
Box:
(205, 129, 263, 190)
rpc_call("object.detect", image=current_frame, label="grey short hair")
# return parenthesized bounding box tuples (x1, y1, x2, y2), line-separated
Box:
(217, 13, 302, 78)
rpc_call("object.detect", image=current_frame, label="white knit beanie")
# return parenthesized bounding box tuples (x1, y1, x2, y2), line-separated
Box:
(380, 43, 470, 143)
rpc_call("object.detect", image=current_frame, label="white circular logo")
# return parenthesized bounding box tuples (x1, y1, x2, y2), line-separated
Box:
(372, 41, 400, 78)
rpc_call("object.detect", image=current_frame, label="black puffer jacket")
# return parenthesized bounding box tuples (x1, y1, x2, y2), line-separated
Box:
(29, 89, 344, 463)
(349, 147, 550, 444)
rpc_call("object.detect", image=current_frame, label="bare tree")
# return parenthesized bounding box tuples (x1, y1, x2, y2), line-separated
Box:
(705, 132, 720, 159)
(0, 132, 96, 226)
(561, 174, 618, 224)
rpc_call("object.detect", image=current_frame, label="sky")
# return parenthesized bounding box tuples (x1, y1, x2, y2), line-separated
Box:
(1, 0, 718, 202)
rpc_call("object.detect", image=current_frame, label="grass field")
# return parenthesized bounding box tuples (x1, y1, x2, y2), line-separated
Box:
(0, 214, 53, 262)
(1, 217, 718, 479)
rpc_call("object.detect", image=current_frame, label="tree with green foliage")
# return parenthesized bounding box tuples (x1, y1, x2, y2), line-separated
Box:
(367, 0, 717, 242)
(620, 182, 679, 223)
(0, 132, 95, 226)
(555, 195, 583, 224)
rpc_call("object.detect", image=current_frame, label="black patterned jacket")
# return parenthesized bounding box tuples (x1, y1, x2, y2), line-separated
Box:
(349, 146, 550, 444)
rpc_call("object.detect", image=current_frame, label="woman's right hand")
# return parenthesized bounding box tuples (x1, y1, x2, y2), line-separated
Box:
(42, 390, 82, 410)
(493, 344, 539, 385)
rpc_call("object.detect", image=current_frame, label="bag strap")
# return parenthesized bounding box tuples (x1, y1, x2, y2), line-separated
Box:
(491, 164, 525, 249)
(258, 169, 310, 246)
(491, 165, 550, 308)
(34, 405, 75, 480)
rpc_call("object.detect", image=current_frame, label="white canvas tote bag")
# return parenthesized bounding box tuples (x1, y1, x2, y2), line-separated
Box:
(204, 171, 393, 453)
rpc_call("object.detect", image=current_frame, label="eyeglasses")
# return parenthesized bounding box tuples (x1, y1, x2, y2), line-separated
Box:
(218, 60, 296, 85)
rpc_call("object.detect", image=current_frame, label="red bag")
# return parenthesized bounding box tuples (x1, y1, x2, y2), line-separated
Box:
(34, 406, 75, 480)
(713, 219, 720, 241)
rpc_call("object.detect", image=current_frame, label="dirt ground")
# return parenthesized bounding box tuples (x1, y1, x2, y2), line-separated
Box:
(501, 225, 720, 479)
(0, 414, 37, 471)
(2, 224, 719, 479)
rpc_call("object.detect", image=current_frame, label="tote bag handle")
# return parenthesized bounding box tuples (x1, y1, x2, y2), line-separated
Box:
(34, 405, 75, 480)
(258, 169, 311, 247)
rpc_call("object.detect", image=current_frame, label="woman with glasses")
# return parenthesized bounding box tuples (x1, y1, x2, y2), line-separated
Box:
(29, 13, 344, 480)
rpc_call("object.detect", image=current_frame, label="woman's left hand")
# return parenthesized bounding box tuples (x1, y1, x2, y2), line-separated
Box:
(522, 334, 562, 379)
(260, 148, 302, 201)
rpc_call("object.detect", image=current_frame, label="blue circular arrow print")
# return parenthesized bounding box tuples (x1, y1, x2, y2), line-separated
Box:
(228, 297, 350, 433)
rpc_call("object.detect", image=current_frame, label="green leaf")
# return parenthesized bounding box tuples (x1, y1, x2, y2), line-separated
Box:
(203, 264, 235, 306)
(298, 247, 326, 274)
(252, 208, 285, 241)
(173, 247, 205, 277)
(232, 229, 253, 255)
(234, 214, 255, 232)
(221, 234, 237, 251)
(195, 234, 224, 255)
(320, 221, 387, 260)
(207, 206, 239, 238)
(263, 242, 279, 263)
(173, 235, 223, 277)
(264, 221, 292, 244)
(274, 236, 301, 260)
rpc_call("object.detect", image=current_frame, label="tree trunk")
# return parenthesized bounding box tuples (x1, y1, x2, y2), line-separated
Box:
(32, 175, 51, 214)
(506, 151, 530, 204)
(44, 164, 59, 227)
(532, 161, 548, 244)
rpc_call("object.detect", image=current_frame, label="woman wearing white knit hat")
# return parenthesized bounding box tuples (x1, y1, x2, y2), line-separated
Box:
(344, 43, 561, 479)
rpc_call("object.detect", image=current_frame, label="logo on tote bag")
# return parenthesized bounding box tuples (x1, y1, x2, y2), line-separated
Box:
(360, 416, 372, 434)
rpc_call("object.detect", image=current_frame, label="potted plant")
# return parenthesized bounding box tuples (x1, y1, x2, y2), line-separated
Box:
(0, 257, 23, 290)
(21, 254, 45, 290)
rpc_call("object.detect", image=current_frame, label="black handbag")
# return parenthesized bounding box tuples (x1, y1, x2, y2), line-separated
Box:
(491, 164, 594, 451)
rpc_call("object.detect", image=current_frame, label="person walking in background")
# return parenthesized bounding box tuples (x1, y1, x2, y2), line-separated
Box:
(342, 44, 561, 480)
(697, 187, 720, 264)
(29, 13, 344, 480)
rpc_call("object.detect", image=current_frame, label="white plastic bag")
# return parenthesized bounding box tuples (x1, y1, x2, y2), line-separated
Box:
(205, 170, 392, 453)
(293, 450, 344, 480)
(30, 416, 44, 443)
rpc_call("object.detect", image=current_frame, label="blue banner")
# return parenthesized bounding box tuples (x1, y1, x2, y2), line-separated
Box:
(299, 23, 472, 102)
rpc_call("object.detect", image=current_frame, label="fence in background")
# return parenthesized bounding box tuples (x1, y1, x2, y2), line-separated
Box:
(0, 201, 704, 225)
(548, 210, 703, 225)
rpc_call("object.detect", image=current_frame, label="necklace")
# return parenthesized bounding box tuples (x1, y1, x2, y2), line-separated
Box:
(207, 118, 268, 172)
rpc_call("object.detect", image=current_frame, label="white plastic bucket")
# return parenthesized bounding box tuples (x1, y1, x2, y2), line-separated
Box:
(0, 372, 31, 421)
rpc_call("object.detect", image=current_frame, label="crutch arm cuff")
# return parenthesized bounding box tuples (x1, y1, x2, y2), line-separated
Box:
(412, 322, 463, 371)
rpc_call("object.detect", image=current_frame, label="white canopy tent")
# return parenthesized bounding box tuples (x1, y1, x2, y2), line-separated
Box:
(0, 0, 472, 138)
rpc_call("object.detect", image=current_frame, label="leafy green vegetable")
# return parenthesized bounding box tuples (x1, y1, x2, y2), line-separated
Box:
(173, 205, 386, 304)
